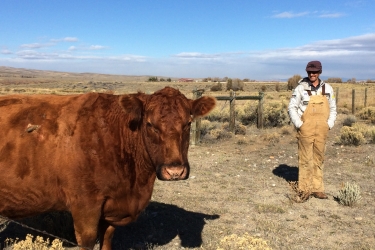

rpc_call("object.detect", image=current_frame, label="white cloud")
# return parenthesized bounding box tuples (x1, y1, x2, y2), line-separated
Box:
(89, 45, 107, 50)
(1, 49, 12, 55)
(318, 12, 345, 18)
(272, 11, 309, 18)
(174, 52, 221, 59)
(272, 11, 344, 18)
(50, 37, 79, 43)
(63, 37, 79, 42)
(20, 43, 54, 49)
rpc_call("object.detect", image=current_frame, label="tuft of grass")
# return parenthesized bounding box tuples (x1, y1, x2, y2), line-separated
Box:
(255, 204, 286, 214)
(236, 138, 247, 145)
(280, 125, 293, 135)
(337, 182, 362, 207)
(260, 132, 280, 145)
(217, 233, 272, 250)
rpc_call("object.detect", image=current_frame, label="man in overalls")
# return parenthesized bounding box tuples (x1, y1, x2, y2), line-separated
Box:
(288, 61, 337, 199)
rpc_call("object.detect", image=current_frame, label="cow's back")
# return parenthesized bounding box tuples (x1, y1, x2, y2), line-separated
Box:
(0, 93, 107, 218)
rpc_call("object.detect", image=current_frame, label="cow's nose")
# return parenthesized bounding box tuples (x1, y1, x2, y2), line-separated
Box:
(166, 166, 185, 179)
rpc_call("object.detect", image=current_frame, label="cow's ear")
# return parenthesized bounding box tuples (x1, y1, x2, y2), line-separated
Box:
(191, 96, 216, 119)
(120, 94, 145, 129)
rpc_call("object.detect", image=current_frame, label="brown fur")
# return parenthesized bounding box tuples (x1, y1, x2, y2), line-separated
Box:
(0, 87, 216, 250)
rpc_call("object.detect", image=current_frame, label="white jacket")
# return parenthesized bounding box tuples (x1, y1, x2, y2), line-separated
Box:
(288, 78, 337, 129)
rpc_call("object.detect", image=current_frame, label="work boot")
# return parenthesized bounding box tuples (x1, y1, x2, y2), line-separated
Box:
(312, 192, 328, 199)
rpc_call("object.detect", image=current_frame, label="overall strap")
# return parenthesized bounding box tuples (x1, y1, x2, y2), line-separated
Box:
(306, 84, 325, 96)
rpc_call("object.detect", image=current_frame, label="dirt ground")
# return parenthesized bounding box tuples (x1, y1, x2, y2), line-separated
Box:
(125, 113, 373, 250)
(0, 67, 374, 249)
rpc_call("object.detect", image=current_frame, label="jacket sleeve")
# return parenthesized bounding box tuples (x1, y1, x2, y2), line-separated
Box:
(326, 85, 337, 129)
(288, 86, 303, 128)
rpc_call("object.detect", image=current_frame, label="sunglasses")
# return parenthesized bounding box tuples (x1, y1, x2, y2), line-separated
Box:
(307, 71, 320, 75)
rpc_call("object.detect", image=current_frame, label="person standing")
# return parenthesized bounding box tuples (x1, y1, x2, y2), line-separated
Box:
(288, 61, 337, 199)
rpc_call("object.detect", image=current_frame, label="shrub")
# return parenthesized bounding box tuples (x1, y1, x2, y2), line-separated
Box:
(237, 101, 258, 126)
(6, 234, 64, 250)
(263, 101, 289, 127)
(226, 78, 244, 91)
(206, 105, 230, 122)
(207, 128, 232, 140)
(326, 77, 342, 83)
(147, 76, 158, 82)
(199, 119, 220, 136)
(342, 115, 357, 127)
(337, 182, 362, 207)
(370, 129, 375, 144)
(287, 74, 302, 90)
(275, 82, 280, 92)
(358, 107, 375, 123)
(210, 82, 223, 92)
(222, 122, 247, 135)
(337, 126, 366, 146)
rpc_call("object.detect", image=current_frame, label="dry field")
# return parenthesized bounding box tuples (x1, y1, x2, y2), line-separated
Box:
(0, 67, 375, 249)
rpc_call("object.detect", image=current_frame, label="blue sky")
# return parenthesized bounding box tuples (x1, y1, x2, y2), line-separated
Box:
(1, 0, 375, 80)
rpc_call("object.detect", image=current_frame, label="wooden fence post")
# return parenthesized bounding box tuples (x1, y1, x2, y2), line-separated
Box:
(229, 90, 235, 133)
(335, 87, 339, 106)
(191, 89, 204, 145)
(257, 92, 264, 129)
(364, 88, 368, 107)
(352, 89, 355, 114)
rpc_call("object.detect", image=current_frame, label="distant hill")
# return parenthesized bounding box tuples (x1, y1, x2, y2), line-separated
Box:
(0, 66, 177, 83)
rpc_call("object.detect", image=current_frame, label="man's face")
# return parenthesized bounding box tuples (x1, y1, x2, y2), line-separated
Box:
(307, 71, 320, 83)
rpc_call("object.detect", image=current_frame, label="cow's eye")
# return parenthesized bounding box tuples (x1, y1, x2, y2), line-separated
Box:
(147, 122, 159, 134)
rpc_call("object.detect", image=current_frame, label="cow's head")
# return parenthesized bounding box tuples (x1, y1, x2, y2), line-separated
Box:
(120, 87, 216, 181)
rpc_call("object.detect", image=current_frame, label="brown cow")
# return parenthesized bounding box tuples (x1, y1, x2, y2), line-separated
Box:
(0, 87, 216, 250)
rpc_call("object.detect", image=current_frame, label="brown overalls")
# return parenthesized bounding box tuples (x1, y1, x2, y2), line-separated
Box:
(298, 85, 330, 193)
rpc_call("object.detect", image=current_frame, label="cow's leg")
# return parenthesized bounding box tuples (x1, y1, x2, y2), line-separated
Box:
(71, 206, 101, 250)
(98, 220, 116, 250)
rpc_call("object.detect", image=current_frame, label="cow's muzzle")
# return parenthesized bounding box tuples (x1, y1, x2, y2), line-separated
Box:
(157, 164, 189, 181)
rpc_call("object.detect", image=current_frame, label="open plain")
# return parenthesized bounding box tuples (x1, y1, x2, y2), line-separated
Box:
(0, 67, 374, 250)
